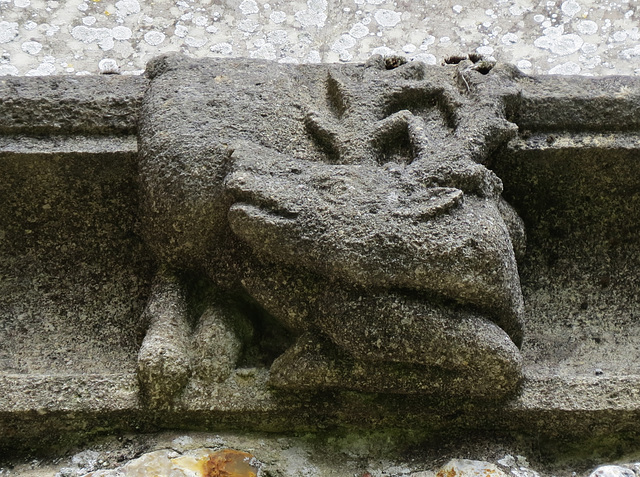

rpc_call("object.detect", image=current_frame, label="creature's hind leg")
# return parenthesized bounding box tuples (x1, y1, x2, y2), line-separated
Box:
(191, 300, 254, 383)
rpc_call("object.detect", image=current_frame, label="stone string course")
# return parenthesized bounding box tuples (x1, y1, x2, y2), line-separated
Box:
(0, 0, 639, 76)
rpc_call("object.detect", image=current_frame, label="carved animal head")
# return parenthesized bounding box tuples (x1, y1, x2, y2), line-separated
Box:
(225, 140, 524, 346)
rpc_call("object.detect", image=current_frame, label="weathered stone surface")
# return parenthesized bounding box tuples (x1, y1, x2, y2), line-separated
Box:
(137, 53, 526, 402)
(589, 466, 636, 477)
(436, 459, 507, 477)
(226, 141, 523, 340)
(84, 448, 262, 477)
(269, 292, 522, 398)
(0, 75, 147, 135)
(6, 428, 640, 477)
(191, 302, 254, 384)
(137, 269, 193, 407)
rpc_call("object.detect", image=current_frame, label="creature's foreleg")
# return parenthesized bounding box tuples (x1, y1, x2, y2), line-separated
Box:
(137, 267, 192, 407)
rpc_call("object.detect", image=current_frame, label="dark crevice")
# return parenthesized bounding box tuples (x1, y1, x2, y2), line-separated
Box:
(304, 113, 342, 163)
(444, 55, 468, 65)
(326, 72, 349, 118)
(384, 89, 457, 130)
(384, 56, 408, 70)
(375, 121, 414, 166)
(443, 53, 485, 65)
(474, 61, 494, 75)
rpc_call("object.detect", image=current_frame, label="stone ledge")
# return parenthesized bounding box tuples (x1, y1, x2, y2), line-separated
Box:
(0, 135, 138, 154)
(3, 370, 640, 450)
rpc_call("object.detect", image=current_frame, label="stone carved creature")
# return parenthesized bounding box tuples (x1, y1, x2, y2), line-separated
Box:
(136, 54, 526, 406)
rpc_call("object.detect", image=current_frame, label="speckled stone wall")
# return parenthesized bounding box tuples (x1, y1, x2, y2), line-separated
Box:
(0, 0, 639, 76)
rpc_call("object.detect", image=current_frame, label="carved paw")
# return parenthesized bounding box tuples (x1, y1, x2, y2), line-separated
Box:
(137, 270, 256, 406)
(137, 270, 192, 407)
(138, 329, 191, 407)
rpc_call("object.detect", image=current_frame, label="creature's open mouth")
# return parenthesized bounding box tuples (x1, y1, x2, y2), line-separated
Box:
(229, 202, 299, 224)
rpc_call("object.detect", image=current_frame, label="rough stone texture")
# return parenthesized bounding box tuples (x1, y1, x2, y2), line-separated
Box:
(4, 56, 640, 468)
(0, 142, 150, 377)
(492, 80, 640, 381)
(1, 0, 640, 77)
(82, 453, 517, 477)
(1, 431, 623, 477)
(137, 54, 525, 402)
(81, 448, 262, 477)
(2, 3, 640, 474)
(589, 466, 637, 477)
(0, 432, 604, 477)
(137, 269, 193, 407)
(436, 459, 507, 477)
(0, 74, 147, 134)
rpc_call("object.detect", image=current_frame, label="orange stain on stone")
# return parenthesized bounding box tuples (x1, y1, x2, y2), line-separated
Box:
(436, 466, 503, 477)
(436, 468, 457, 477)
(170, 448, 259, 477)
(203, 449, 260, 477)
